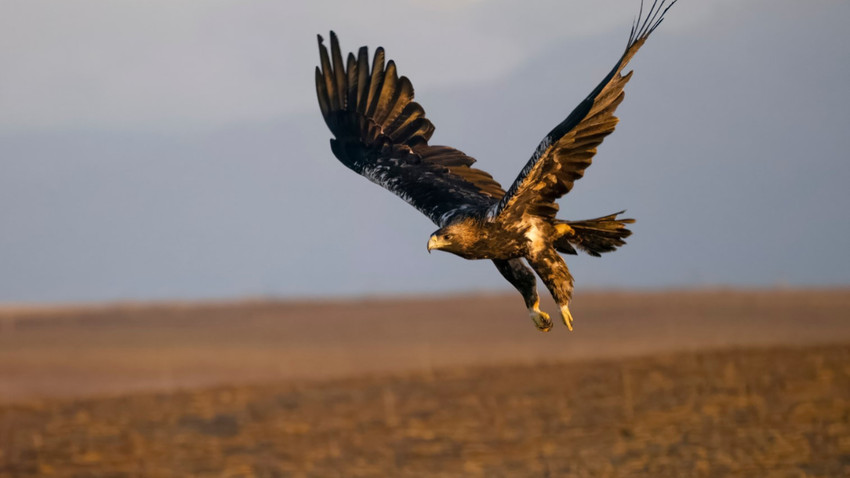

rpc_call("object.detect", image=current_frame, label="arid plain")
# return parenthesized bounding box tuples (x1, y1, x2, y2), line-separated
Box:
(1, 289, 849, 476)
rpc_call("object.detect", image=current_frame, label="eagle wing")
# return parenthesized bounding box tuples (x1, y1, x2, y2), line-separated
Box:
(493, 0, 675, 222)
(316, 32, 505, 226)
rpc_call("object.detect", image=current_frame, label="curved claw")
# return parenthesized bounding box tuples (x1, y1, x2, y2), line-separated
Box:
(529, 309, 552, 332)
(561, 305, 574, 331)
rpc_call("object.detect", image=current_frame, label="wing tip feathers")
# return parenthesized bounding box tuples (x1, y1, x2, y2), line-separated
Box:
(631, 0, 678, 46)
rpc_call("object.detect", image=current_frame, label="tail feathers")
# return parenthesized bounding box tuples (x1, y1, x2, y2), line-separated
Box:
(554, 210, 635, 257)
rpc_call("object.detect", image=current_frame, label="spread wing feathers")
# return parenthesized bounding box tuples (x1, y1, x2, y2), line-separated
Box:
(494, 0, 676, 221)
(316, 32, 505, 226)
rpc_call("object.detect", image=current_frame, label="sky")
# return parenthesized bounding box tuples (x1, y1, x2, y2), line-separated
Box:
(1, 0, 849, 303)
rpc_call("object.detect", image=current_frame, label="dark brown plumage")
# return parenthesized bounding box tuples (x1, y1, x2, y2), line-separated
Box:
(315, 0, 676, 332)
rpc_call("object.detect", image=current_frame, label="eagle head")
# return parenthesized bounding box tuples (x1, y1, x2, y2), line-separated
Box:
(427, 221, 477, 257)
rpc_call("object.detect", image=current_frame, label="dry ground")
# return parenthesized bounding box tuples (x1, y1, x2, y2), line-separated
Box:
(1, 289, 849, 476)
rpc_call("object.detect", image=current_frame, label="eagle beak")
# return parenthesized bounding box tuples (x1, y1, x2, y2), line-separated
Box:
(428, 234, 452, 254)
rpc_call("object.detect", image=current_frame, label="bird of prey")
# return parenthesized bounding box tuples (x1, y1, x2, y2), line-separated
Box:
(315, 0, 676, 332)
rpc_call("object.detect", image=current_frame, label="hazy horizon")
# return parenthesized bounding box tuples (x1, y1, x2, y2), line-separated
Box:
(2, 0, 849, 303)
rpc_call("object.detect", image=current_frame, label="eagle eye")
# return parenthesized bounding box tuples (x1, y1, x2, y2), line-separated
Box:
(442, 234, 451, 240)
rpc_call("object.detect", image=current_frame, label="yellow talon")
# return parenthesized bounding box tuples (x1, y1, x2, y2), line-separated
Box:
(561, 305, 574, 331)
(529, 301, 552, 332)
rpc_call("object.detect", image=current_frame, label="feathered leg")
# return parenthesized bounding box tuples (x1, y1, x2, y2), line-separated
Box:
(492, 259, 552, 332)
(526, 248, 575, 331)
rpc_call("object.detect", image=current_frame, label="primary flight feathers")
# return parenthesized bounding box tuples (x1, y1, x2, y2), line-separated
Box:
(315, 32, 505, 226)
(496, 0, 676, 221)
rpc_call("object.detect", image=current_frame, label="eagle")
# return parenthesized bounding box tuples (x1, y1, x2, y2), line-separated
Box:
(315, 0, 676, 332)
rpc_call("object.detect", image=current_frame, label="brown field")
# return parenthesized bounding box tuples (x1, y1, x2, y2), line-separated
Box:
(1, 289, 849, 476)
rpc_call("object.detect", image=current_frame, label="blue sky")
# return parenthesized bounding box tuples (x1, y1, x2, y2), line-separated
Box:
(2, 0, 849, 303)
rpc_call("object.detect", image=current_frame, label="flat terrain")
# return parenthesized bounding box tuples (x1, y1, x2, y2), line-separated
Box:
(2, 289, 849, 403)
(1, 289, 849, 476)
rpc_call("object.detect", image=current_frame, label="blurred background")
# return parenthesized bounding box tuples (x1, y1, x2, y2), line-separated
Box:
(2, 0, 849, 304)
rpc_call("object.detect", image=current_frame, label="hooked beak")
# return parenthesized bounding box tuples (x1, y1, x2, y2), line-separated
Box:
(428, 234, 452, 254)
(427, 235, 437, 254)
(427, 234, 450, 254)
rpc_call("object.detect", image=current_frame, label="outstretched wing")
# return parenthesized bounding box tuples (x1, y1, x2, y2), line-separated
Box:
(494, 0, 676, 221)
(316, 32, 505, 226)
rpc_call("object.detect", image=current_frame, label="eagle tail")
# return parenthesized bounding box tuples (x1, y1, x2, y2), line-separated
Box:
(554, 211, 635, 257)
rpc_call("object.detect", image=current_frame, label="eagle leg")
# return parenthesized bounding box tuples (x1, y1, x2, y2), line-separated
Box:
(492, 258, 552, 332)
(526, 248, 575, 331)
